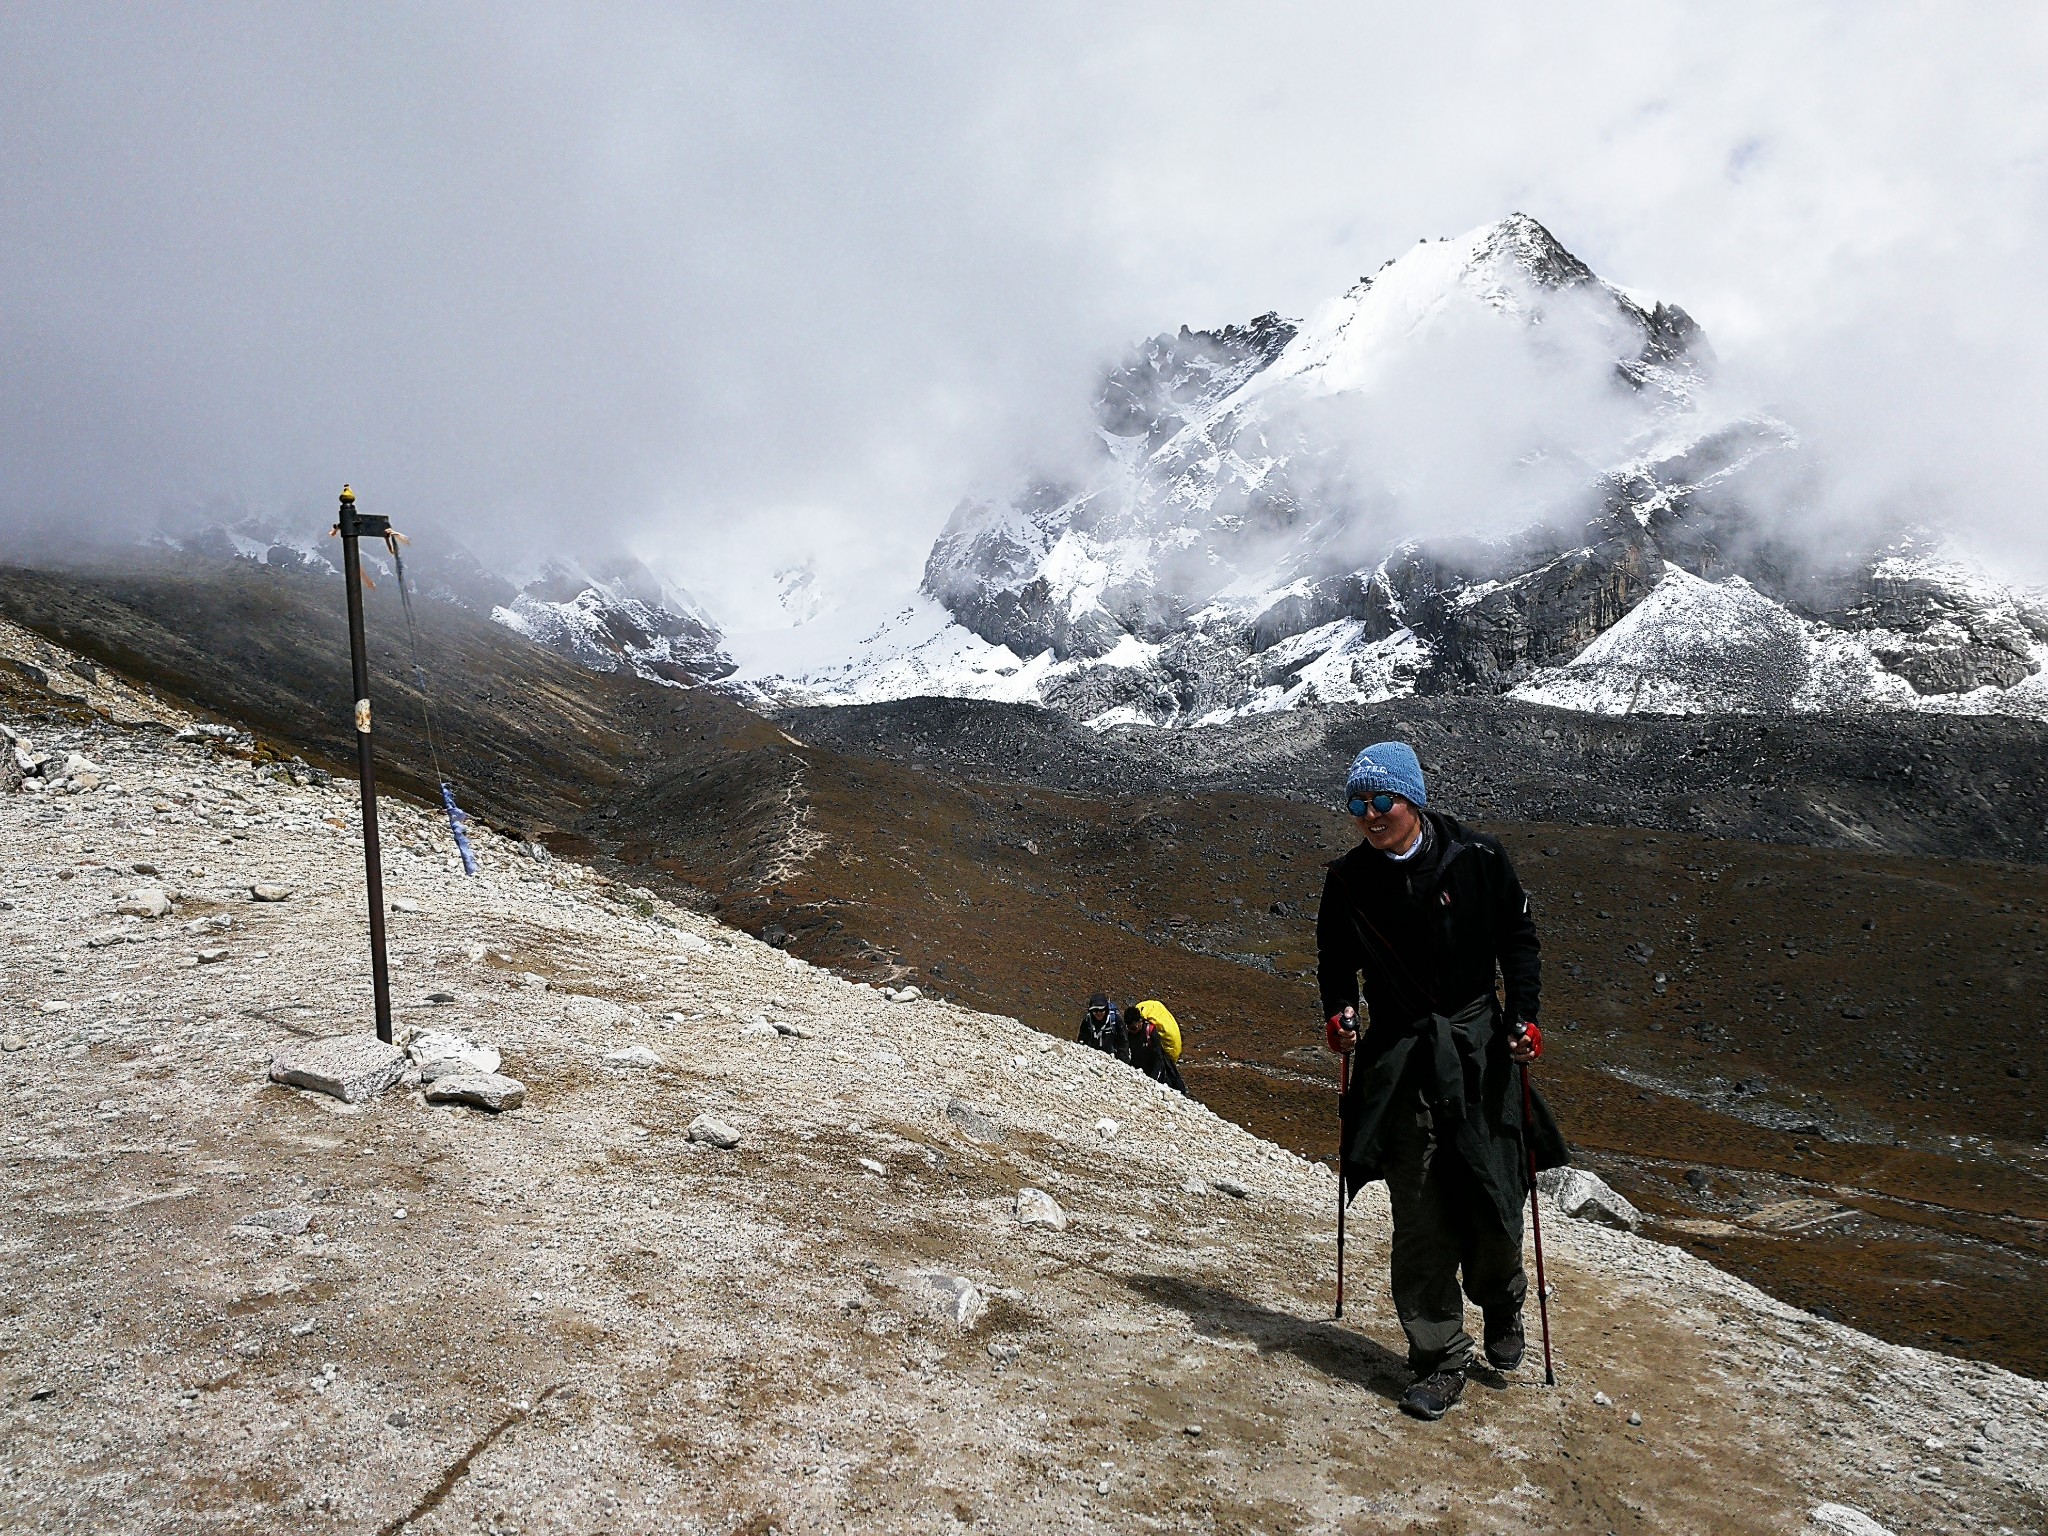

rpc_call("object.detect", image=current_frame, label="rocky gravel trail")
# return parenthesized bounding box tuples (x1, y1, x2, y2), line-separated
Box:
(2, 632, 2044, 1535)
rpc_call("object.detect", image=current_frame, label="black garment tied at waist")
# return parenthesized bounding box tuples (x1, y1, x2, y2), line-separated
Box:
(1341, 993, 1569, 1233)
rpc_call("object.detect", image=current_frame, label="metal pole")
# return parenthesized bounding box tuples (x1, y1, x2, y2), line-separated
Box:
(335, 485, 393, 1044)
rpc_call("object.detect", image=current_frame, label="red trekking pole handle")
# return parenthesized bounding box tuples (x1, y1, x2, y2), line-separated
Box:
(1520, 1055, 1557, 1386)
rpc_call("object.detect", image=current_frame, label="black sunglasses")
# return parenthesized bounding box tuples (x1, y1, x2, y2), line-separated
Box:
(1348, 792, 1398, 817)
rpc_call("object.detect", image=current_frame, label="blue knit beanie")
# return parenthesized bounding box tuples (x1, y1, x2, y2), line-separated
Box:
(1345, 741, 1427, 809)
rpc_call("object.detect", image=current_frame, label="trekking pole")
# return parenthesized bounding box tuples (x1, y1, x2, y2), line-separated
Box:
(1334, 1044, 1349, 1319)
(1518, 1047, 1557, 1386)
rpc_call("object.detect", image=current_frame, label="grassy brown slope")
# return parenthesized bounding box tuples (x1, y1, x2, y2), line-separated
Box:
(0, 556, 786, 841)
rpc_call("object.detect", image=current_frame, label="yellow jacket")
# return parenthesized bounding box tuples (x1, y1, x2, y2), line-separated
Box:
(1128, 999, 1182, 1062)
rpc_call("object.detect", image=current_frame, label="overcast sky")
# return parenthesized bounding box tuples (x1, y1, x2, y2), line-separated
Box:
(4, 4, 2046, 624)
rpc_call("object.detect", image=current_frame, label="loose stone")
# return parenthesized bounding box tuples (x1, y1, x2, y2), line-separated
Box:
(945, 1098, 1003, 1142)
(603, 1045, 663, 1070)
(231, 1205, 313, 1237)
(268, 1035, 409, 1104)
(249, 883, 293, 902)
(687, 1113, 742, 1149)
(424, 1071, 527, 1112)
(1539, 1168, 1643, 1232)
(909, 1271, 986, 1329)
(407, 1028, 501, 1078)
(115, 887, 172, 919)
(1014, 1187, 1067, 1231)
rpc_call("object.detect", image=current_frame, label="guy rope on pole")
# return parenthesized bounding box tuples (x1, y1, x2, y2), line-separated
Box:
(332, 485, 394, 1045)
(383, 530, 480, 876)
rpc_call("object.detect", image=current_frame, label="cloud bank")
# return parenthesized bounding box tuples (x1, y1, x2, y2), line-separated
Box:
(3, 3, 2045, 625)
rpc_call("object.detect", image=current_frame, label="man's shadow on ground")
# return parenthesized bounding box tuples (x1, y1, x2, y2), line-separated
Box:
(1124, 1273, 1414, 1403)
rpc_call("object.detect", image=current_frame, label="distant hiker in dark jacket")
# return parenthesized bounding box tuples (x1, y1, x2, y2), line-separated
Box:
(1077, 993, 1128, 1060)
(1317, 741, 1568, 1423)
(1124, 997, 1188, 1095)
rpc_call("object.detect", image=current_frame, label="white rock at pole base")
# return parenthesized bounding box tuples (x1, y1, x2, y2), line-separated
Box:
(268, 1035, 408, 1104)
(1538, 1167, 1642, 1231)
(406, 1028, 501, 1078)
(1014, 1187, 1067, 1231)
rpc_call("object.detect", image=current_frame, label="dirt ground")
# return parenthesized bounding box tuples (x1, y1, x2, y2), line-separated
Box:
(9, 559, 2046, 1384)
(2, 629, 2045, 1535)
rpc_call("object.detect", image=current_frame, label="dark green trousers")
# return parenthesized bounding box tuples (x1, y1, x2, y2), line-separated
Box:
(1383, 1085, 1527, 1374)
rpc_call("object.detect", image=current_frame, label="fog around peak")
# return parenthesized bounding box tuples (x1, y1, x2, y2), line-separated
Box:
(3, 4, 2046, 628)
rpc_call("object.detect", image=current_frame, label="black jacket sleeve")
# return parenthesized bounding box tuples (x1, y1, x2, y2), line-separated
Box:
(1489, 843, 1541, 1023)
(1316, 861, 1360, 1020)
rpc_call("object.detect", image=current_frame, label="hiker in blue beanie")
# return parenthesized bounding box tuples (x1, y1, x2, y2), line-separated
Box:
(1318, 740, 1569, 1420)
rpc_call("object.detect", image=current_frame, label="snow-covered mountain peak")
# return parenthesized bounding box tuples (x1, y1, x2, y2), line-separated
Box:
(494, 554, 733, 686)
(754, 216, 2048, 725)
(1255, 214, 1707, 413)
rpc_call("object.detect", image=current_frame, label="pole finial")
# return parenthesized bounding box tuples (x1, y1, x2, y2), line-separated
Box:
(339, 484, 356, 505)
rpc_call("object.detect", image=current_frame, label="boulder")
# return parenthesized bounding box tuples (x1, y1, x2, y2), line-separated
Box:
(1538, 1167, 1641, 1231)
(1014, 1187, 1067, 1232)
(249, 883, 293, 902)
(424, 1070, 527, 1112)
(269, 1034, 409, 1104)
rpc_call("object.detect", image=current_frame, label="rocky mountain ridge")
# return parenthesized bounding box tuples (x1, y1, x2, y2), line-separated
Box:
(150, 512, 736, 687)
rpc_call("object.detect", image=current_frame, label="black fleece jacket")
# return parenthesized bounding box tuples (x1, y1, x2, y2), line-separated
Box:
(1315, 810, 1540, 1032)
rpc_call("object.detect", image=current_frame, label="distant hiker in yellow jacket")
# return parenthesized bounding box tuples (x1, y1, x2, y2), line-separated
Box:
(1124, 997, 1187, 1094)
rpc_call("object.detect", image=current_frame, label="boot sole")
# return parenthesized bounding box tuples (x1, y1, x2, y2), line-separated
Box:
(1397, 1390, 1464, 1421)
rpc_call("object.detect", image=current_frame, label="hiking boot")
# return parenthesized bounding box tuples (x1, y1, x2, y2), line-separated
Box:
(1398, 1369, 1467, 1421)
(1484, 1314, 1526, 1372)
